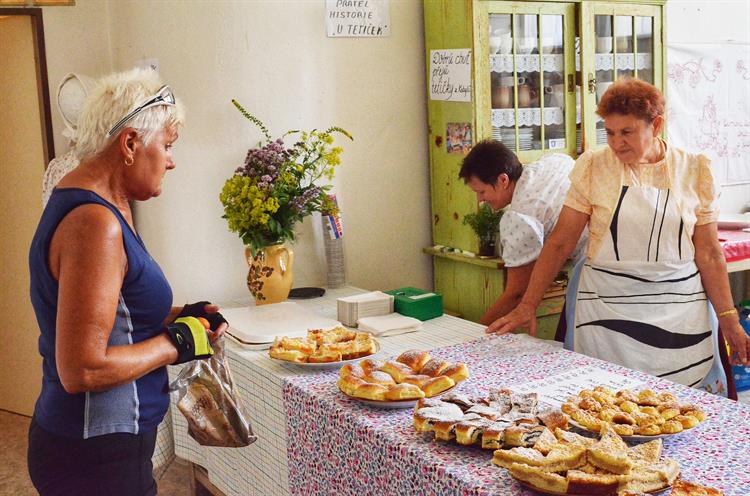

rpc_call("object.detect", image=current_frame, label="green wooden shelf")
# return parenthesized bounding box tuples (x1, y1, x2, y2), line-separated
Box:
(423, 247, 506, 270)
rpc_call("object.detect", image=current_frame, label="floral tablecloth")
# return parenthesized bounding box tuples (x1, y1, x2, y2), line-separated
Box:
(284, 333, 750, 495)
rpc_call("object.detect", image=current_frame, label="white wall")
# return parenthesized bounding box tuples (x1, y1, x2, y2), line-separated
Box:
(667, 0, 750, 214)
(41, 0, 113, 156)
(43, 0, 432, 305)
(36, 0, 750, 307)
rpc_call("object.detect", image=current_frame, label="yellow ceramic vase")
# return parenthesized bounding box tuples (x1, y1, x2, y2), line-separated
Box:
(245, 244, 295, 305)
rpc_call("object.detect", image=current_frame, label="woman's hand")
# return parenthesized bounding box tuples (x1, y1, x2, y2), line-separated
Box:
(485, 302, 537, 336)
(177, 301, 228, 342)
(722, 319, 750, 366)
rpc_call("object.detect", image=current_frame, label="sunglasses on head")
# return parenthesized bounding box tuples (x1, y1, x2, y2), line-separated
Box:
(106, 85, 176, 138)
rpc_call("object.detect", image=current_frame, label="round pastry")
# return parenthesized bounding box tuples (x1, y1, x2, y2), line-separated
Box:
(339, 364, 366, 379)
(615, 389, 639, 404)
(579, 397, 603, 412)
(570, 409, 604, 432)
(359, 358, 386, 375)
(619, 401, 640, 415)
(396, 350, 431, 371)
(640, 406, 659, 417)
(384, 383, 425, 401)
(674, 414, 699, 429)
(658, 392, 678, 403)
(637, 389, 660, 406)
(658, 407, 680, 421)
(593, 385, 615, 396)
(337, 375, 367, 396)
(611, 423, 635, 436)
(611, 412, 636, 426)
(591, 391, 616, 406)
(379, 360, 416, 382)
(637, 423, 661, 436)
(682, 408, 707, 422)
(598, 408, 619, 423)
(657, 401, 680, 412)
(351, 382, 389, 401)
(362, 371, 396, 386)
(422, 375, 455, 398)
(420, 358, 451, 378)
(442, 363, 470, 383)
(660, 419, 684, 434)
(644, 414, 665, 426)
(401, 374, 432, 388)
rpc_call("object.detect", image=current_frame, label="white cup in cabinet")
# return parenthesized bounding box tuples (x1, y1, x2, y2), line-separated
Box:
(596, 36, 612, 54)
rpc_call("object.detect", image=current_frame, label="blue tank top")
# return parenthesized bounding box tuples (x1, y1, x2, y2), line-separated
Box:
(29, 188, 173, 439)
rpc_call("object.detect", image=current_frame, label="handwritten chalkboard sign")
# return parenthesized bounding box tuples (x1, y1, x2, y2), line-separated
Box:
(326, 0, 390, 38)
(429, 49, 472, 102)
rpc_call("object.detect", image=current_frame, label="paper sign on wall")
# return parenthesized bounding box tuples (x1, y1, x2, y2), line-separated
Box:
(430, 49, 472, 102)
(326, 0, 390, 38)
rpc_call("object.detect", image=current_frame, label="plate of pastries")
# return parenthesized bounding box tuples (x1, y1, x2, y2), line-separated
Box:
(562, 387, 707, 440)
(495, 423, 681, 495)
(269, 326, 379, 369)
(413, 389, 568, 449)
(337, 349, 470, 408)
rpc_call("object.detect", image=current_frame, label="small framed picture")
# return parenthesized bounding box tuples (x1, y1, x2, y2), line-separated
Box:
(446, 122, 472, 154)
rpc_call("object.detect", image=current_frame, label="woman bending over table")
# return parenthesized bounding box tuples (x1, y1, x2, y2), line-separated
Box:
(488, 78, 750, 396)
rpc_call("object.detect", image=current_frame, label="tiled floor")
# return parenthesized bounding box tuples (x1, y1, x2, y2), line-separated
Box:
(0, 410, 191, 496)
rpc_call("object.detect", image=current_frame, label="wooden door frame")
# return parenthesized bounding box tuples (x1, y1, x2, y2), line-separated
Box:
(0, 7, 55, 162)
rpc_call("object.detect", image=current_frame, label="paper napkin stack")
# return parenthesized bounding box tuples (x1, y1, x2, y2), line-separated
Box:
(337, 291, 394, 327)
(357, 313, 422, 337)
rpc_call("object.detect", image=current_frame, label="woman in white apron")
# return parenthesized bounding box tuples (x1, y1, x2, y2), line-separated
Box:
(488, 79, 749, 396)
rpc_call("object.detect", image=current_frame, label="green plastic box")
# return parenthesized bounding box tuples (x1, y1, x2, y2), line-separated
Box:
(385, 287, 443, 321)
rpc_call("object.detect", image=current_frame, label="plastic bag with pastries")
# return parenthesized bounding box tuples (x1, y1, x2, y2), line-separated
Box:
(170, 338, 257, 447)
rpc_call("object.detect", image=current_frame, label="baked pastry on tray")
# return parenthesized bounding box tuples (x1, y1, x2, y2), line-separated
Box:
(269, 326, 378, 363)
(338, 349, 470, 401)
(500, 424, 680, 495)
(562, 386, 707, 437)
(412, 388, 569, 450)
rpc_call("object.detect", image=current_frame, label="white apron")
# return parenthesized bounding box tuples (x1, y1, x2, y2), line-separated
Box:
(570, 179, 727, 392)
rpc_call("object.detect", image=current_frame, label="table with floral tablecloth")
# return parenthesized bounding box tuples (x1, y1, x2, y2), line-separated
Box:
(284, 333, 750, 495)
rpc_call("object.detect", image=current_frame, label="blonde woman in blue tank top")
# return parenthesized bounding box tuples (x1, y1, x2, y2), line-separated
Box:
(28, 68, 227, 496)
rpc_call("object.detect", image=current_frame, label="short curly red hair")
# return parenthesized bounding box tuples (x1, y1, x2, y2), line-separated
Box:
(597, 78, 665, 122)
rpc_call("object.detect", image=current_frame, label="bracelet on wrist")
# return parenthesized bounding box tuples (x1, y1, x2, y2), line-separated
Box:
(717, 308, 738, 319)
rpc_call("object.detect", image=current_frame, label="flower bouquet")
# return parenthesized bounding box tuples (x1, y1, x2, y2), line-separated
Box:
(220, 100, 352, 302)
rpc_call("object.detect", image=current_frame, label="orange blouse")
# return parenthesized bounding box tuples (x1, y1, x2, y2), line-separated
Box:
(564, 140, 720, 259)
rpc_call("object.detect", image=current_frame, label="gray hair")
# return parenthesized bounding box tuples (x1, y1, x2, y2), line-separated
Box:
(75, 68, 185, 160)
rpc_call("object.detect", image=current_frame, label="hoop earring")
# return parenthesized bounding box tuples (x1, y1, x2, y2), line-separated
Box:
(124, 156, 134, 166)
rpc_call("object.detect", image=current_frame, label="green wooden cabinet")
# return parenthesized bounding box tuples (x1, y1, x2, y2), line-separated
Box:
(423, 0, 667, 337)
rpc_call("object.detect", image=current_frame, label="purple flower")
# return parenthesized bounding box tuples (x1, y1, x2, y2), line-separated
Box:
(261, 175, 272, 183)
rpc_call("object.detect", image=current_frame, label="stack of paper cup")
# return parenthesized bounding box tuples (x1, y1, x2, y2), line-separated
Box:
(337, 291, 394, 327)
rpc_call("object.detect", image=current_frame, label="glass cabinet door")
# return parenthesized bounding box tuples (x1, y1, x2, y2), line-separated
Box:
(580, 3, 663, 149)
(476, 2, 576, 162)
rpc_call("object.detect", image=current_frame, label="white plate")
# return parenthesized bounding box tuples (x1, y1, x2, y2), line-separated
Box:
(342, 384, 457, 409)
(568, 418, 690, 442)
(514, 477, 673, 495)
(269, 341, 381, 370)
(718, 214, 750, 230)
